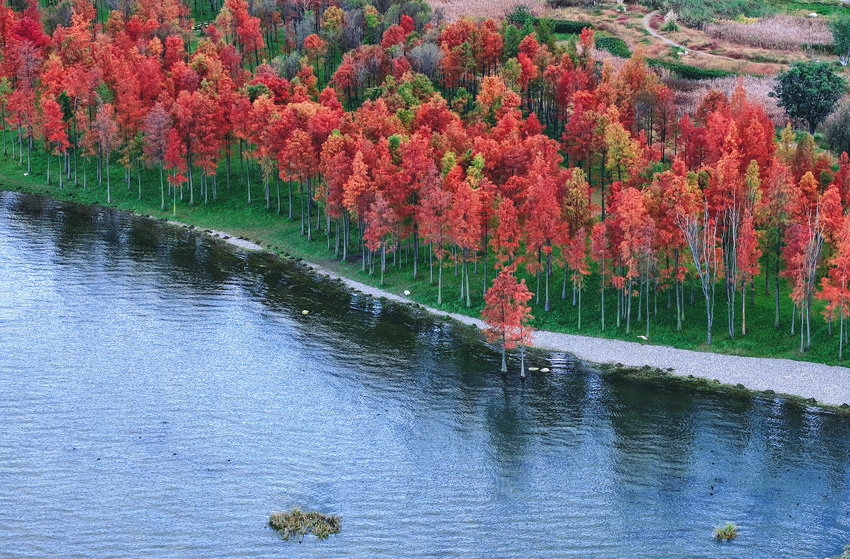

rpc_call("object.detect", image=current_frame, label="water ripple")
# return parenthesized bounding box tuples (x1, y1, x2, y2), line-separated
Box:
(1, 191, 850, 558)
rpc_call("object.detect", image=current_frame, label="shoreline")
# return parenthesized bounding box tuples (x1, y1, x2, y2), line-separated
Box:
(6, 188, 850, 410)
(165, 216, 850, 410)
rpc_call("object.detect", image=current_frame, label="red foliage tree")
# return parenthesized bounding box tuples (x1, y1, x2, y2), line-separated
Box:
(143, 101, 172, 210)
(482, 267, 533, 376)
(448, 172, 482, 308)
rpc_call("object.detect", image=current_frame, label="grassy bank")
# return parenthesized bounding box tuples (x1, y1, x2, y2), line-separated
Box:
(0, 146, 846, 366)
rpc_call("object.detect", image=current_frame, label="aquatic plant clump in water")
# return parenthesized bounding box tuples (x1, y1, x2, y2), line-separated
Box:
(269, 508, 341, 541)
(714, 522, 738, 541)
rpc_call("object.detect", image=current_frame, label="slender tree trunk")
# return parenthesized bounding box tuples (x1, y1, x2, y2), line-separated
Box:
(562, 263, 568, 300)
(187, 154, 194, 205)
(675, 279, 682, 331)
(306, 177, 313, 241)
(500, 341, 507, 373)
(792, 303, 796, 335)
(246, 156, 252, 204)
(160, 160, 165, 210)
(544, 252, 551, 311)
(288, 179, 293, 218)
(838, 278, 844, 361)
(276, 176, 281, 214)
(437, 255, 443, 305)
(775, 245, 781, 328)
(578, 285, 582, 330)
(646, 274, 650, 338)
(334, 217, 340, 256)
(616, 283, 621, 329)
(519, 345, 526, 379)
(342, 213, 348, 261)
(638, 276, 643, 322)
(300, 179, 305, 236)
(413, 224, 419, 280)
(600, 265, 605, 331)
(464, 256, 472, 307)
(106, 153, 111, 204)
(380, 244, 386, 286)
(806, 303, 811, 351)
(706, 301, 712, 345)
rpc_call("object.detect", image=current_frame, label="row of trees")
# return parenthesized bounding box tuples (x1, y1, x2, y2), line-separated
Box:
(2, 0, 850, 367)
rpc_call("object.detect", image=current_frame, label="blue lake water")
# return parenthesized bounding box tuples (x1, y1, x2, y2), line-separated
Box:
(1, 190, 849, 558)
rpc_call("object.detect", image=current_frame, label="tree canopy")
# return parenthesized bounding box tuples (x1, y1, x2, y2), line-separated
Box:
(771, 61, 847, 134)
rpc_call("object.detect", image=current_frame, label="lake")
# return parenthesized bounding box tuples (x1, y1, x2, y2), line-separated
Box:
(1, 190, 849, 558)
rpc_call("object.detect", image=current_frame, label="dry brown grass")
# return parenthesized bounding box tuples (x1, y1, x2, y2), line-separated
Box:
(664, 75, 788, 125)
(704, 15, 833, 51)
(427, 0, 545, 21)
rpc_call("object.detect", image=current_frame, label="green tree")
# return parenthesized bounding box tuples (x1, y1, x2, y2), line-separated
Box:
(824, 103, 850, 156)
(770, 61, 847, 134)
(830, 13, 850, 67)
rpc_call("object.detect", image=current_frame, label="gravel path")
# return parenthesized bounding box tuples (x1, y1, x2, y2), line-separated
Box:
(202, 226, 850, 407)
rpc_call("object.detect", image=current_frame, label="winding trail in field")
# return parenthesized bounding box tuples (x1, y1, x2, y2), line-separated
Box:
(641, 11, 736, 61)
(207, 226, 850, 407)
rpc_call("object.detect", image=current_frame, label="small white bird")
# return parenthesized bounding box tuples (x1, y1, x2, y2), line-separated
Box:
(302, 310, 309, 315)
(403, 290, 411, 296)
(637, 335, 648, 340)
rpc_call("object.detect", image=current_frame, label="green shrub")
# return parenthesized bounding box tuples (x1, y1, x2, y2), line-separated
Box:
(595, 36, 631, 58)
(506, 4, 534, 25)
(536, 18, 594, 35)
(647, 58, 736, 79)
(661, 18, 679, 32)
(713, 521, 738, 540)
(823, 102, 850, 156)
(802, 42, 836, 55)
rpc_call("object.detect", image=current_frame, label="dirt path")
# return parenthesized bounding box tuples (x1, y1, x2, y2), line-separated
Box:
(642, 11, 735, 61)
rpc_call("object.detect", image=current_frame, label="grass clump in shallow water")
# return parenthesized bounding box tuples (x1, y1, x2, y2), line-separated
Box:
(713, 521, 738, 540)
(269, 508, 341, 541)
